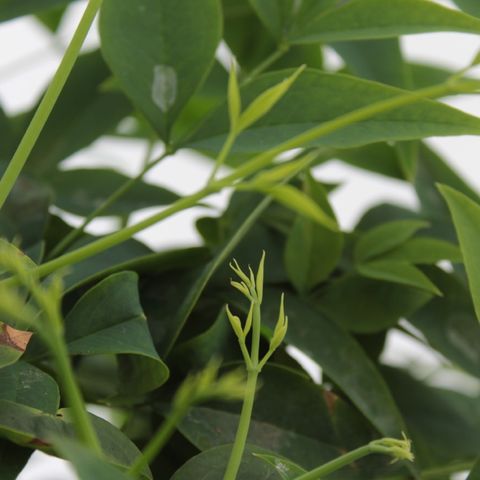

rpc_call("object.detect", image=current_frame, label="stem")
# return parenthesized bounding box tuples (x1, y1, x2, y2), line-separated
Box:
(35, 189, 210, 279)
(242, 44, 290, 85)
(0, 0, 102, 210)
(50, 335, 102, 454)
(3, 77, 476, 283)
(128, 406, 187, 478)
(294, 445, 373, 480)
(47, 148, 169, 259)
(207, 130, 237, 184)
(217, 78, 480, 187)
(223, 370, 259, 480)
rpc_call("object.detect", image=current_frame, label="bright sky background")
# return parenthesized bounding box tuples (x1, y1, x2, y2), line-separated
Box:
(0, 1, 479, 478)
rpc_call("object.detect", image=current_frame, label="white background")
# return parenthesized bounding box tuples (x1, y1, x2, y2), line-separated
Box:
(0, 1, 479, 478)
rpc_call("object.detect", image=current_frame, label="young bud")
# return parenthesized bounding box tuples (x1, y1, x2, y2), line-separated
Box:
(256, 251, 266, 303)
(226, 305, 244, 339)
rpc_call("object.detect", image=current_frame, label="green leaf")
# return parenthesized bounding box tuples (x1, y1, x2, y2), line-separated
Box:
(356, 260, 442, 295)
(262, 184, 338, 231)
(439, 185, 480, 322)
(100, 0, 222, 141)
(52, 437, 132, 480)
(170, 445, 285, 480)
(26, 51, 131, 175)
(379, 237, 462, 264)
(237, 66, 305, 132)
(156, 194, 274, 356)
(409, 267, 480, 379)
(177, 365, 388, 477)
(27, 272, 169, 395)
(285, 176, 343, 293)
(0, 400, 152, 479)
(261, 289, 405, 436)
(468, 458, 480, 480)
(50, 168, 179, 217)
(355, 220, 429, 262)
(0, 176, 51, 250)
(254, 453, 306, 479)
(188, 69, 480, 154)
(384, 367, 480, 469)
(315, 274, 431, 333)
(0, 362, 59, 413)
(289, 0, 480, 44)
(334, 143, 404, 180)
(453, 0, 480, 17)
(248, 0, 296, 40)
(0, 0, 76, 22)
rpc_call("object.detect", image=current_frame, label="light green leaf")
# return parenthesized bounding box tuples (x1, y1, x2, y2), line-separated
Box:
(355, 220, 429, 262)
(228, 64, 241, 130)
(439, 185, 480, 322)
(52, 437, 132, 480)
(188, 70, 480, 154)
(237, 66, 305, 132)
(356, 260, 442, 295)
(263, 184, 338, 231)
(50, 168, 179, 217)
(100, 0, 222, 141)
(379, 237, 462, 264)
(289, 0, 480, 44)
(0, 362, 59, 414)
(284, 176, 343, 293)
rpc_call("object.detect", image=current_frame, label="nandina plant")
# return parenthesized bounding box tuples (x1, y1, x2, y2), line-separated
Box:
(0, 1, 480, 479)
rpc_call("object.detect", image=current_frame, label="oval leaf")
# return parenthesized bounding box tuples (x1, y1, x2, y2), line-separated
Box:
(100, 0, 222, 141)
(289, 0, 480, 44)
(188, 70, 480, 154)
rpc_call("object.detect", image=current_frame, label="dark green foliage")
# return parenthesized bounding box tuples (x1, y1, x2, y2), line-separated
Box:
(1, 0, 480, 478)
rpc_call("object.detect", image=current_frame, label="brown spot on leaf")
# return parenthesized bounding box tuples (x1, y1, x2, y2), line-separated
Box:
(0, 324, 32, 351)
(29, 438, 50, 448)
(323, 389, 339, 416)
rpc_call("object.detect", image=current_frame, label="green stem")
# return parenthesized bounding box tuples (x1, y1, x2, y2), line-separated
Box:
(0, 0, 102, 210)
(223, 370, 259, 480)
(294, 445, 373, 480)
(242, 44, 290, 85)
(50, 335, 102, 454)
(5, 77, 477, 283)
(46, 148, 169, 259)
(35, 188, 210, 279)
(128, 406, 187, 478)
(217, 78, 480, 187)
(207, 130, 237, 184)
